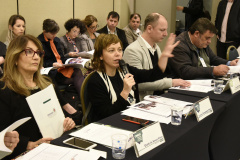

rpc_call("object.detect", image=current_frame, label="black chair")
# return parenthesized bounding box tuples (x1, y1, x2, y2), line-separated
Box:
(80, 71, 95, 126)
(226, 45, 239, 61)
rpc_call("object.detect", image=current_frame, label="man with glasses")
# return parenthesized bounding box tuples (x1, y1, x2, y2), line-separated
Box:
(97, 11, 128, 51)
(123, 13, 142, 44)
(169, 18, 238, 80)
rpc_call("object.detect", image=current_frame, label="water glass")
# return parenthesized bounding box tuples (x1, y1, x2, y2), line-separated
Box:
(112, 134, 128, 159)
(214, 80, 224, 94)
(171, 106, 183, 125)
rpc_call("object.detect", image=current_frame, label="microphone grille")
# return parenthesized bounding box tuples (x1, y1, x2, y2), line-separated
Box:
(119, 59, 125, 66)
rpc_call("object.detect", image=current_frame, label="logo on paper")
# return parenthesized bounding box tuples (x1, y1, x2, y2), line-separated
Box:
(47, 108, 57, 118)
(194, 102, 200, 113)
(133, 131, 143, 144)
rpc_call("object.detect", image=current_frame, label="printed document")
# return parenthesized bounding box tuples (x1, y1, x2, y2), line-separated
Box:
(26, 84, 65, 139)
(0, 117, 31, 159)
(70, 123, 133, 149)
(16, 143, 100, 160)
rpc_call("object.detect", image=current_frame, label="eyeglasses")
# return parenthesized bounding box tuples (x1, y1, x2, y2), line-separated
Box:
(20, 48, 44, 58)
(89, 24, 99, 30)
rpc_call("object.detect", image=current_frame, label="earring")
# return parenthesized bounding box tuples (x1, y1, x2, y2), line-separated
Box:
(15, 62, 17, 66)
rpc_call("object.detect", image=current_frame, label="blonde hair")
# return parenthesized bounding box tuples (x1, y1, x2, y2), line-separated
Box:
(6, 15, 26, 46)
(92, 34, 122, 73)
(84, 15, 98, 27)
(1, 34, 51, 96)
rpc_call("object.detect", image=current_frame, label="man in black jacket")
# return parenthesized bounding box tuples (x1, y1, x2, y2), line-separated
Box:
(169, 18, 238, 80)
(97, 11, 128, 51)
(215, 0, 240, 59)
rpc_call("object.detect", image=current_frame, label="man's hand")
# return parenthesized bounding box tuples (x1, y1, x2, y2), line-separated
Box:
(176, 6, 184, 11)
(213, 65, 229, 76)
(230, 59, 239, 66)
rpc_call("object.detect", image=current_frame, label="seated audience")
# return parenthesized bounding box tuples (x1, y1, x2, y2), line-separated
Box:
(88, 33, 179, 122)
(97, 11, 129, 51)
(38, 19, 84, 96)
(169, 18, 238, 79)
(5, 15, 25, 48)
(0, 35, 78, 159)
(60, 18, 87, 58)
(81, 15, 100, 51)
(123, 13, 190, 101)
(123, 13, 142, 44)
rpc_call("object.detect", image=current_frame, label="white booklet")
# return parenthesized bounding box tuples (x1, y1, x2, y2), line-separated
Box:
(0, 117, 31, 159)
(63, 58, 90, 68)
(70, 123, 134, 149)
(16, 143, 100, 160)
(77, 50, 94, 59)
(26, 84, 65, 139)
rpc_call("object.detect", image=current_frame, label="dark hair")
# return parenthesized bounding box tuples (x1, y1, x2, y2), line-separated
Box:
(92, 34, 122, 72)
(42, 19, 59, 34)
(8, 15, 25, 27)
(84, 15, 98, 27)
(144, 13, 162, 30)
(107, 11, 120, 21)
(130, 13, 141, 21)
(64, 18, 86, 34)
(189, 18, 217, 35)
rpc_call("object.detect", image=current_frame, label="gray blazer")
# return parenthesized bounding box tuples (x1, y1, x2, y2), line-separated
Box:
(123, 24, 142, 44)
(80, 32, 100, 51)
(123, 36, 172, 101)
(59, 35, 84, 58)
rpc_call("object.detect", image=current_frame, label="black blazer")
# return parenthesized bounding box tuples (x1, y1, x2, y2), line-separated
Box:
(98, 25, 129, 51)
(37, 33, 67, 68)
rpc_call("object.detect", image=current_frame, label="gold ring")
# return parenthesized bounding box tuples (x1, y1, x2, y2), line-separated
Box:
(9, 143, 12, 147)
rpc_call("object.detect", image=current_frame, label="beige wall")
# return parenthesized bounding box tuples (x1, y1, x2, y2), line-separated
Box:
(0, 0, 131, 42)
(0, 0, 17, 42)
(135, 0, 177, 49)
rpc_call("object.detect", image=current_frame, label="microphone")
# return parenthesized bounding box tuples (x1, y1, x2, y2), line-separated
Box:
(119, 60, 136, 91)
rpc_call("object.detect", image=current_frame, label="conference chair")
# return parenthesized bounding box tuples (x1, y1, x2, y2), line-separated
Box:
(226, 45, 239, 61)
(80, 71, 95, 126)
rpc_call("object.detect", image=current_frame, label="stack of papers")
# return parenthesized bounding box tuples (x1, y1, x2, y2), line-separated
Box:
(70, 123, 134, 149)
(170, 79, 214, 93)
(121, 95, 193, 124)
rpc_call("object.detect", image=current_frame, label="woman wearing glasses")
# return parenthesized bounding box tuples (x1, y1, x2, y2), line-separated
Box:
(81, 15, 100, 51)
(60, 19, 87, 58)
(0, 35, 77, 159)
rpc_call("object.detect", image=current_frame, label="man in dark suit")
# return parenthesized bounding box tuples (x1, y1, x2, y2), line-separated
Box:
(97, 11, 128, 51)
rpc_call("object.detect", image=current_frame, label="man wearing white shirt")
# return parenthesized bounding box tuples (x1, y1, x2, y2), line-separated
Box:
(123, 13, 142, 44)
(215, 0, 240, 59)
(123, 13, 190, 101)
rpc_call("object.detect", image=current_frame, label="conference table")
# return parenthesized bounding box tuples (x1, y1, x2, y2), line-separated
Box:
(168, 89, 240, 160)
(52, 92, 227, 160)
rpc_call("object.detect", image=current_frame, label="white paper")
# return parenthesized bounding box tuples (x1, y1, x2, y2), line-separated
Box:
(70, 123, 134, 149)
(40, 67, 54, 75)
(170, 84, 213, 93)
(186, 79, 213, 87)
(228, 66, 240, 73)
(0, 117, 31, 159)
(16, 143, 100, 160)
(193, 97, 213, 122)
(89, 148, 107, 159)
(77, 50, 94, 58)
(121, 108, 171, 124)
(26, 84, 65, 139)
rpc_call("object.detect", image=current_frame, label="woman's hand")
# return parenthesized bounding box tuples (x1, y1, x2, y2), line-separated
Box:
(63, 117, 76, 132)
(120, 73, 136, 100)
(53, 62, 64, 68)
(69, 52, 79, 57)
(27, 137, 53, 150)
(4, 131, 19, 151)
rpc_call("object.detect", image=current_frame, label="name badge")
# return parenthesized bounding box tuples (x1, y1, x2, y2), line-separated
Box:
(193, 96, 213, 122)
(133, 122, 165, 158)
(229, 77, 240, 94)
(199, 57, 207, 67)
